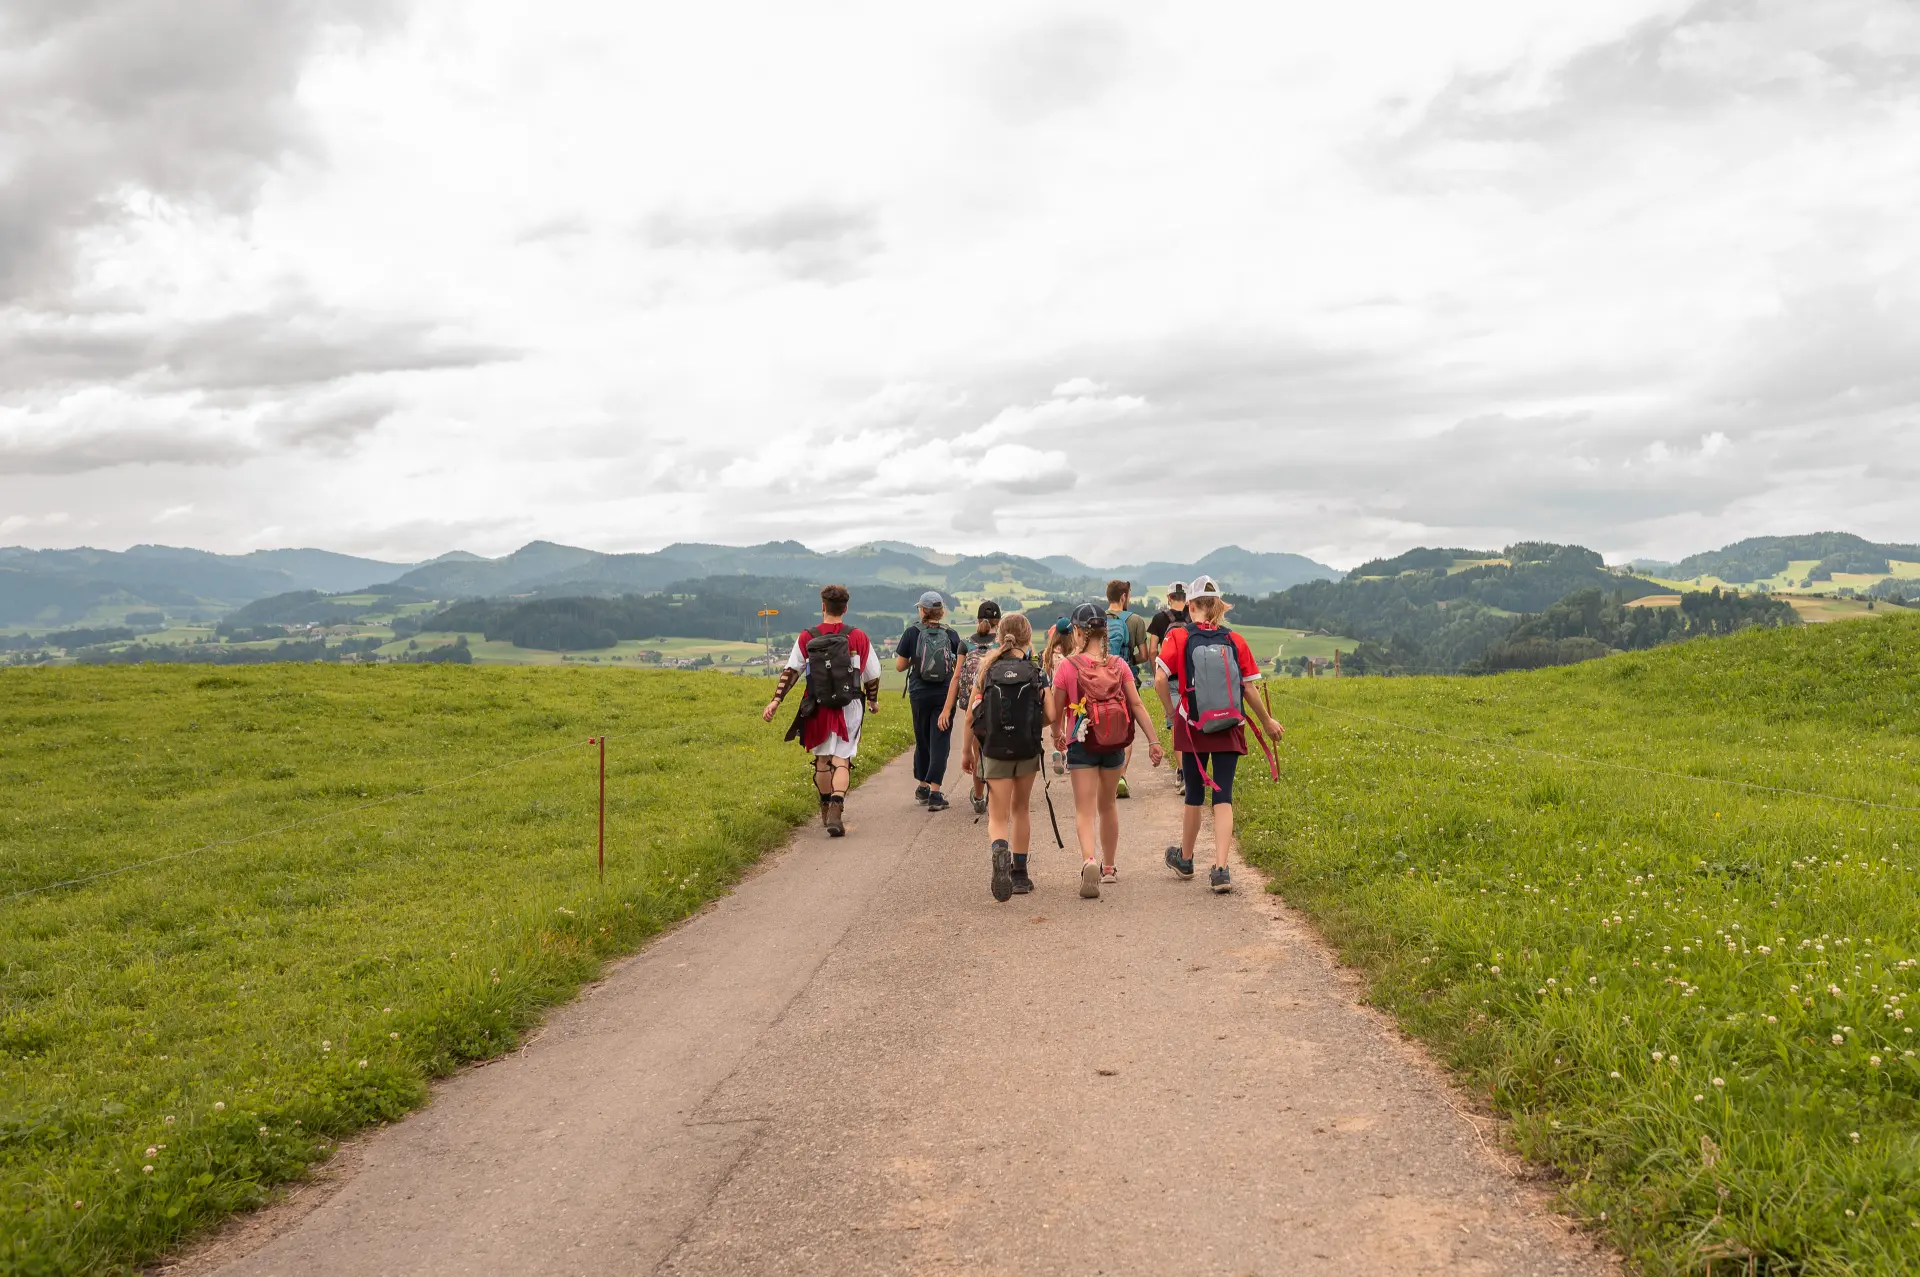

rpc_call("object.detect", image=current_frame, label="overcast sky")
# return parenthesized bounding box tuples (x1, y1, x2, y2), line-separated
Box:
(2, 0, 1916, 569)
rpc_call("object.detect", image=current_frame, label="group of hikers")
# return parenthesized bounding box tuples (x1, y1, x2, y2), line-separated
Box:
(762, 577, 1284, 901)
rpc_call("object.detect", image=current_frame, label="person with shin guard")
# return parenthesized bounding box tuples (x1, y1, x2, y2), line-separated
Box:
(1102, 580, 1151, 800)
(958, 614, 1048, 901)
(1152, 575, 1283, 892)
(1147, 582, 1190, 794)
(764, 584, 882, 837)
(1047, 603, 1164, 899)
(939, 599, 1001, 817)
(896, 591, 965, 811)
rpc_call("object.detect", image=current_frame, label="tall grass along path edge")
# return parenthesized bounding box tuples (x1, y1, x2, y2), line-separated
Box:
(1266, 686, 1920, 816)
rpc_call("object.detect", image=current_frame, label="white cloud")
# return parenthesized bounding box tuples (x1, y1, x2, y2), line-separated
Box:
(1, 0, 1917, 565)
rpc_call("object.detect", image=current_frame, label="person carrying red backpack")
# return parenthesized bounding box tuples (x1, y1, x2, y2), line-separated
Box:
(1046, 602, 1164, 899)
(1151, 575, 1284, 892)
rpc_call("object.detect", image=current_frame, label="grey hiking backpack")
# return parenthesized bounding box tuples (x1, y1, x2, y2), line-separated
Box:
(1183, 626, 1245, 734)
(915, 622, 956, 684)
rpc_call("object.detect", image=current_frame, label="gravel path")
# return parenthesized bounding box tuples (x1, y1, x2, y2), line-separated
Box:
(197, 745, 1618, 1276)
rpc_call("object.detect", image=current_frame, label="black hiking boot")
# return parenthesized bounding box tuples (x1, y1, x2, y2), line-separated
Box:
(1210, 865, 1232, 893)
(1165, 846, 1195, 879)
(926, 790, 949, 812)
(914, 783, 931, 804)
(1010, 866, 1034, 894)
(990, 841, 1013, 903)
(824, 797, 846, 838)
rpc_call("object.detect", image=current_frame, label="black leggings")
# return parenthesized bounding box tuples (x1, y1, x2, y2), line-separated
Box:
(1182, 751, 1240, 806)
(910, 687, 952, 786)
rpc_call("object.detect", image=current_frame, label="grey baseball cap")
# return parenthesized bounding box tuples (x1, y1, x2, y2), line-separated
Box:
(917, 590, 945, 608)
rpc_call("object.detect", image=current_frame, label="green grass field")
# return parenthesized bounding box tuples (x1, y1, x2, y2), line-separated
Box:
(1233, 611, 1920, 1274)
(1228, 623, 1357, 666)
(0, 665, 911, 1275)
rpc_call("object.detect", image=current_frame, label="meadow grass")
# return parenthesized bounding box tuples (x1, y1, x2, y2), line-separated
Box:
(0, 664, 910, 1275)
(1235, 611, 1920, 1274)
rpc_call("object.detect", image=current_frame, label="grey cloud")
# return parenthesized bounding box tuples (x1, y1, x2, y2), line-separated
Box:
(515, 213, 592, 245)
(0, 303, 514, 395)
(257, 392, 397, 452)
(0, 0, 399, 305)
(1383, 0, 1920, 168)
(982, 14, 1129, 123)
(0, 426, 252, 475)
(645, 202, 882, 283)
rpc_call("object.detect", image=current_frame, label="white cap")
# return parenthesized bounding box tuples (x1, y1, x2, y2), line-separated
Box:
(1187, 574, 1222, 600)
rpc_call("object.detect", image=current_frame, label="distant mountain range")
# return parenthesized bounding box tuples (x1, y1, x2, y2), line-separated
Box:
(4, 531, 1911, 631)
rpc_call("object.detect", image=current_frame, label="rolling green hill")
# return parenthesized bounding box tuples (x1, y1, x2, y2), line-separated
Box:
(1235, 611, 1920, 1273)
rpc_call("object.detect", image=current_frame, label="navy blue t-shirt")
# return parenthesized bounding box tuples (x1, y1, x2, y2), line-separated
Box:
(896, 623, 965, 695)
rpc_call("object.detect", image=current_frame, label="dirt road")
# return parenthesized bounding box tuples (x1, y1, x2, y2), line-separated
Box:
(200, 748, 1615, 1276)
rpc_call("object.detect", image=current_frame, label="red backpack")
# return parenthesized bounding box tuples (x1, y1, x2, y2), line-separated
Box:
(1070, 655, 1135, 750)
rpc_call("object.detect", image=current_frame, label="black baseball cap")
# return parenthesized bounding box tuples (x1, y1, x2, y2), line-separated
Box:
(976, 599, 1002, 620)
(1070, 601, 1104, 627)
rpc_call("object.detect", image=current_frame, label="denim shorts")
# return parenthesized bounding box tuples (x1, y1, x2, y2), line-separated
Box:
(1066, 742, 1126, 771)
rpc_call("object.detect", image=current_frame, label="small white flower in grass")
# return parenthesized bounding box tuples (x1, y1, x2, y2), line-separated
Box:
(145, 1146, 157, 1158)
(358, 1059, 368, 1069)
(1489, 966, 1500, 975)
(390, 1032, 399, 1039)
(258, 1126, 269, 1135)
(1871, 1056, 1882, 1067)
(1610, 1071, 1621, 1079)
(1834, 1034, 1846, 1045)
(321, 1041, 331, 1051)
(1712, 1077, 1725, 1087)
(1851, 1131, 1862, 1143)
(1847, 1209, 1856, 1218)
(1589, 977, 1598, 986)
(142, 1165, 153, 1175)
(213, 1102, 225, 1112)
(1652, 1052, 1664, 1062)
(1767, 1016, 1778, 1024)
(383, 1007, 392, 1014)
(163, 1116, 174, 1125)
(1693, 1094, 1704, 1102)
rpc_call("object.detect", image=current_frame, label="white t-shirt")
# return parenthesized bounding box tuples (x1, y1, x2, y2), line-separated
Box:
(784, 633, 884, 757)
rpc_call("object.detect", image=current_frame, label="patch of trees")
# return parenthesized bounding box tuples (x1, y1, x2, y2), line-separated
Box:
(1465, 588, 1798, 674)
(73, 635, 391, 666)
(426, 577, 938, 651)
(1347, 547, 1494, 578)
(41, 626, 138, 649)
(1670, 533, 1920, 584)
(213, 623, 294, 643)
(399, 636, 472, 664)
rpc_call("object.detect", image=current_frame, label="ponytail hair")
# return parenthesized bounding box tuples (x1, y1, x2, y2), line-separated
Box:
(972, 613, 1034, 699)
(1187, 596, 1231, 624)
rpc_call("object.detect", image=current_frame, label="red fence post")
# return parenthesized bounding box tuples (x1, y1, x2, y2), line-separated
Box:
(597, 735, 606, 880)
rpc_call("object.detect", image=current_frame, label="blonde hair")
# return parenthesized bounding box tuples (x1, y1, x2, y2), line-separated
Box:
(1187, 596, 1231, 623)
(972, 614, 1034, 698)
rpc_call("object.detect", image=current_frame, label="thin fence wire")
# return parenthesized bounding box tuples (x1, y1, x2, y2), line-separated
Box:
(1266, 686, 1920, 817)
(2, 737, 598, 906)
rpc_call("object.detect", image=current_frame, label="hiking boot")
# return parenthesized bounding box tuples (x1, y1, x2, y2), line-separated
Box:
(1049, 749, 1066, 775)
(970, 791, 988, 817)
(824, 797, 846, 838)
(990, 841, 1013, 903)
(1010, 866, 1034, 894)
(1210, 865, 1232, 893)
(1080, 859, 1101, 899)
(1101, 864, 1117, 886)
(926, 790, 950, 812)
(1165, 846, 1195, 879)
(914, 783, 931, 804)
(1115, 777, 1130, 800)
(818, 796, 832, 828)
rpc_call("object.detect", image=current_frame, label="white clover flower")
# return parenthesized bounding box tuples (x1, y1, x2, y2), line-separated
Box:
(213, 1102, 225, 1112)
(1489, 966, 1500, 975)
(358, 1059, 368, 1069)
(321, 1040, 331, 1051)
(163, 1116, 174, 1125)
(145, 1146, 157, 1158)
(142, 1165, 153, 1175)
(390, 1032, 400, 1039)
(1871, 1056, 1882, 1067)
(258, 1126, 269, 1135)
(1610, 1071, 1621, 1079)
(1833, 1034, 1846, 1045)
(1767, 1015, 1778, 1024)
(1712, 1077, 1725, 1087)
(1652, 1051, 1664, 1062)
(1851, 1131, 1862, 1143)
(1693, 1094, 1704, 1102)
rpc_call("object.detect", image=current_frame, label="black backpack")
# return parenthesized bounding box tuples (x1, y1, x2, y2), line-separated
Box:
(804, 629, 861, 709)
(972, 655, 1046, 761)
